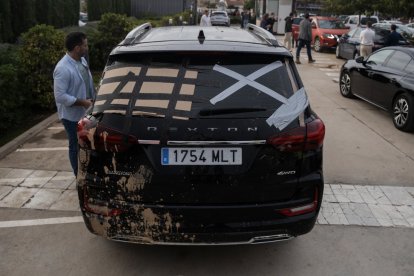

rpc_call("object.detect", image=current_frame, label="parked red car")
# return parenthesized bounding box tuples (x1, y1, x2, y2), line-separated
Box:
(291, 17, 303, 47)
(310, 16, 350, 52)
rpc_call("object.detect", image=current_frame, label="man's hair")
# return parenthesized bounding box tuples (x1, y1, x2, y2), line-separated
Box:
(304, 13, 309, 19)
(289, 12, 293, 16)
(391, 24, 397, 31)
(65, 32, 86, 52)
(367, 21, 372, 28)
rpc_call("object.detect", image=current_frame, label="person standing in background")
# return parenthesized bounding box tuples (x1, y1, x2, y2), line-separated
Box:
(241, 9, 250, 29)
(385, 24, 405, 46)
(53, 32, 95, 176)
(284, 12, 293, 51)
(200, 9, 211, 27)
(267, 13, 276, 33)
(260, 13, 270, 30)
(359, 21, 375, 57)
(296, 13, 315, 64)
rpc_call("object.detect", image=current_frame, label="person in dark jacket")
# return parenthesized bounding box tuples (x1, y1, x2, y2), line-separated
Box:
(260, 14, 270, 30)
(284, 12, 293, 50)
(385, 24, 405, 46)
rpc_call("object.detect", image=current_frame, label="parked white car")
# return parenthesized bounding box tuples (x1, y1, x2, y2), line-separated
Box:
(344, 15, 379, 30)
(210, 11, 231, 27)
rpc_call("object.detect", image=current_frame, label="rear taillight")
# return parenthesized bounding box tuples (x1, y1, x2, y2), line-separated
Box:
(267, 119, 325, 152)
(277, 188, 319, 217)
(77, 117, 138, 152)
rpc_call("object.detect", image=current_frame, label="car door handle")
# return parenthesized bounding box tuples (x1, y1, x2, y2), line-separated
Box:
(368, 72, 374, 77)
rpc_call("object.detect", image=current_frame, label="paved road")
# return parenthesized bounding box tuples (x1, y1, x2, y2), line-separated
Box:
(0, 44, 413, 275)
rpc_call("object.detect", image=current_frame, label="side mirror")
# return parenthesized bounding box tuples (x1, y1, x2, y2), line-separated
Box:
(355, 56, 365, 63)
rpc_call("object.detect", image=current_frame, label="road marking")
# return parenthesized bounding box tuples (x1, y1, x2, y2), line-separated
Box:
(48, 127, 65, 130)
(16, 147, 67, 152)
(0, 216, 83, 228)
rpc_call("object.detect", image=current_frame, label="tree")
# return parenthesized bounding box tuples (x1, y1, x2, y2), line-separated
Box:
(19, 25, 65, 109)
(244, 0, 255, 10)
(10, 0, 37, 40)
(0, 0, 14, 42)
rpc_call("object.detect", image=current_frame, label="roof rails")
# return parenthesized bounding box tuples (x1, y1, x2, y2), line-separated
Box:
(246, 23, 279, 47)
(120, 23, 152, 46)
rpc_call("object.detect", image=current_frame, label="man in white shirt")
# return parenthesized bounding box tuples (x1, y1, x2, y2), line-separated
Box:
(200, 10, 211, 27)
(359, 21, 375, 58)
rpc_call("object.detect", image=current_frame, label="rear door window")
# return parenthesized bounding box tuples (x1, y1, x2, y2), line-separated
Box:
(93, 53, 298, 119)
(385, 51, 412, 71)
(366, 49, 394, 66)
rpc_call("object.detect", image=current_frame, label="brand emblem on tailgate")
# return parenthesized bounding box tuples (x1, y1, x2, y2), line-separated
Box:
(277, 171, 296, 176)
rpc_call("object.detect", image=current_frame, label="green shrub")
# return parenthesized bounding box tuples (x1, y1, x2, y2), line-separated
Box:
(19, 24, 65, 110)
(88, 13, 134, 71)
(0, 44, 18, 65)
(0, 63, 28, 134)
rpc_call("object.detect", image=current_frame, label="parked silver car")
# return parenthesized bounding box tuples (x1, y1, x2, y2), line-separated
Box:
(210, 11, 230, 27)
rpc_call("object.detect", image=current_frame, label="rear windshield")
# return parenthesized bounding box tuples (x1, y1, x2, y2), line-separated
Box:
(92, 52, 298, 119)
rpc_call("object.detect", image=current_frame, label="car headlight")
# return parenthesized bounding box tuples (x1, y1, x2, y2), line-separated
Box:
(322, 34, 335, 39)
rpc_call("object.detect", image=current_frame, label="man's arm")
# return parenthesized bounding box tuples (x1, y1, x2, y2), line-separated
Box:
(53, 66, 77, 107)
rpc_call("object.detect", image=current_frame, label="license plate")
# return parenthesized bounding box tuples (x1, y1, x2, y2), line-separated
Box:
(161, 147, 242, 165)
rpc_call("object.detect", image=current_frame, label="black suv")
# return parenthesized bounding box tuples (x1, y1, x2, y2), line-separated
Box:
(77, 23, 325, 245)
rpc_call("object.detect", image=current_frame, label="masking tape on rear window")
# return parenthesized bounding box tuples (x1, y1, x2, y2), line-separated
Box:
(104, 67, 141, 78)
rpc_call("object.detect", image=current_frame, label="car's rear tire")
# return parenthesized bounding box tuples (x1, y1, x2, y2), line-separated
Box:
(393, 93, 414, 132)
(339, 71, 355, 98)
(335, 45, 341, 59)
(314, 37, 321, 52)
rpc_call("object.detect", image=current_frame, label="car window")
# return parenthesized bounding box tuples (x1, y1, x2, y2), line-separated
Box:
(318, 19, 346, 29)
(404, 59, 414, 73)
(292, 18, 303, 25)
(95, 53, 297, 119)
(353, 28, 362, 38)
(361, 17, 378, 25)
(385, 51, 412, 71)
(366, 49, 394, 65)
(386, 51, 411, 70)
(346, 28, 357, 37)
(212, 12, 226, 16)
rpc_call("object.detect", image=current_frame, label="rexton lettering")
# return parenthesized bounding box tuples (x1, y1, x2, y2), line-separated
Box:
(147, 127, 258, 132)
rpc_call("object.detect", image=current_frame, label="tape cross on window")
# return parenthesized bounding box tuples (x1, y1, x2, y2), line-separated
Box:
(210, 61, 309, 130)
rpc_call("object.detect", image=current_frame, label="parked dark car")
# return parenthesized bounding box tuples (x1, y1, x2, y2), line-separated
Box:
(210, 10, 230, 26)
(339, 46, 414, 132)
(336, 26, 410, 60)
(76, 23, 325, 245)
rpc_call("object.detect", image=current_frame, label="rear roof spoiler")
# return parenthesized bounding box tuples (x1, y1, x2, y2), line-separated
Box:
(246, 23, 280, 47)
(119, 23, 152, 46)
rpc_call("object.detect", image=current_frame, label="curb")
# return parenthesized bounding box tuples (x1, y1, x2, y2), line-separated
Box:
(0, 113, 59, 160)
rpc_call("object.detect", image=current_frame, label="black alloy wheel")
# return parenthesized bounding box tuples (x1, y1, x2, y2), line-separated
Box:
(393, 93, 414, 132)
(339, 71, 355, 98)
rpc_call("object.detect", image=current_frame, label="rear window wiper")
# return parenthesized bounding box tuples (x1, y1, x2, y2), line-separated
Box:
(199, 107, 267, 116)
